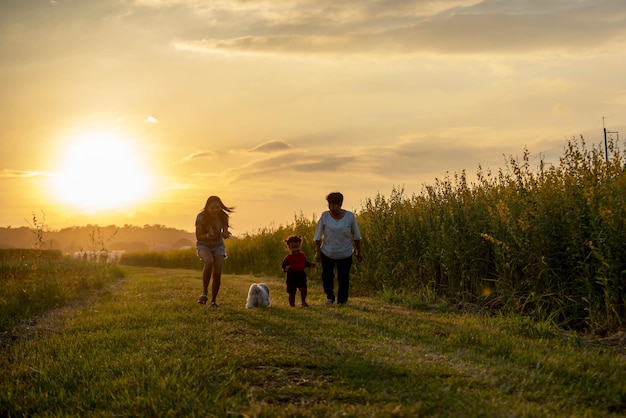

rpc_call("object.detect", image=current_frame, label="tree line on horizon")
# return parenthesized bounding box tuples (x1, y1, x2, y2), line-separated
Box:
(0, 224, 195, 254)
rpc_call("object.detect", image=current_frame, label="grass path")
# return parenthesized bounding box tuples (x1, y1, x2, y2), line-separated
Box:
(2, 267, 625, 417)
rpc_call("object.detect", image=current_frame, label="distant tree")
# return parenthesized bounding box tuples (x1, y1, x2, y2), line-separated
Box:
(126, 241, 150, 252)
(46, 239, 63, 251)
(172, 238, 194, 249)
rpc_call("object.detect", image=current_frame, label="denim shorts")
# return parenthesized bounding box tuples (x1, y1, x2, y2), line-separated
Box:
(196, 243, 226, 261)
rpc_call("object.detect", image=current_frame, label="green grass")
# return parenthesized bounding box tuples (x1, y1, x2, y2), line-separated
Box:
(1, 266, 625, 417)
(0, 250, 124, 331)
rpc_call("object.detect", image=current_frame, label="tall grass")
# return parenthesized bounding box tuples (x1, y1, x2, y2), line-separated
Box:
(224, 212, 319, 277)
(120, 247, 201, 269)
(119, 137, 625, 333)
(357, 136, 626, 333)
(120, 213, 319, 278)
(0, 249, 124, 332)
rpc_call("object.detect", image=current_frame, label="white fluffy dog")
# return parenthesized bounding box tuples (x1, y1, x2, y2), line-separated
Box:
(246, 283, 270, 308)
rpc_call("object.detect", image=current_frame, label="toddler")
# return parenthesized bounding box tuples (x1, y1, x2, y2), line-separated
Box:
(281, 236, 316, 307)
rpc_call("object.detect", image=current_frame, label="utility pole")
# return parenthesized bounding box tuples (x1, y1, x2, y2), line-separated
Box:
(603, 116, 619, 162)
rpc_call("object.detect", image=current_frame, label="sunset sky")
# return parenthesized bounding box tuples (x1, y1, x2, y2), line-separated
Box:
(1, 0, 625, 235)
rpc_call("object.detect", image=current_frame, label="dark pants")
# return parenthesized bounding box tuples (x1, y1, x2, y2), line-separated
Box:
(321, 253, 353, 304)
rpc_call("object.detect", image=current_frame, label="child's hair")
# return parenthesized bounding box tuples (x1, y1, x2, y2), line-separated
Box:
(285, 235, 302, 245)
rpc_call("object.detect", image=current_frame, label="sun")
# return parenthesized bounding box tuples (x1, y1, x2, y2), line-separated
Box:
(52, 132, 153, 212)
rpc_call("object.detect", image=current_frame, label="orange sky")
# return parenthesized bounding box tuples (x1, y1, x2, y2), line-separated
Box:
(1, 0, 625, 234)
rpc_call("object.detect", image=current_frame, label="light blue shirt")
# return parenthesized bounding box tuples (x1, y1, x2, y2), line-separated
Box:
(314, 210, 361, 259)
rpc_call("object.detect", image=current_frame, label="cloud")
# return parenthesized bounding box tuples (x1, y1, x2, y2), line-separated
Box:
(139, 0, 480, 22)
(169, 0, 626, 57)
(144, 116, 159, 123)
(249, 140, 292, 153)
(0, 170, 50, 178)
(223, 127, 558, 189)
(292, 155, 357, 173)
(11, 0, 622, 60)
(6, 0, 624, 63)
(225, 150, 358, 183)
(181, 151, 216, 162)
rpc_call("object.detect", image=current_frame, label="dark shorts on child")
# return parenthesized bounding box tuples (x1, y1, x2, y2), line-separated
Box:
(286, 270, 307, 294)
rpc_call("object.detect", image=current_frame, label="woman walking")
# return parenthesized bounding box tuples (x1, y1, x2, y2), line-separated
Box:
(314, 192, 362, 306)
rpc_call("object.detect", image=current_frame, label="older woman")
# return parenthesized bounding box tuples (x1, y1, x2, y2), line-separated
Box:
(314, 192, 362, 306)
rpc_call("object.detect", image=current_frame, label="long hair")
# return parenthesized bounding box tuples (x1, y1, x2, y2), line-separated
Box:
(202, 196, 234, 228)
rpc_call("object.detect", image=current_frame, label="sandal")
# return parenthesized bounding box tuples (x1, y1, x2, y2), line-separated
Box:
(210, 302, 219, 308)
(198, 294, 208, 304)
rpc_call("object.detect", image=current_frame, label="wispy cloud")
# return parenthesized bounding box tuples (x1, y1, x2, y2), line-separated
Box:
(8, 1, 621, 60)
(224, 151, 351, 183)
(223, 127, 559, 188)
(181, 151, 216, 162)
(249, 140, 292, 153)
(0, 170, 50, 178)
(168, 0, 626, 57)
